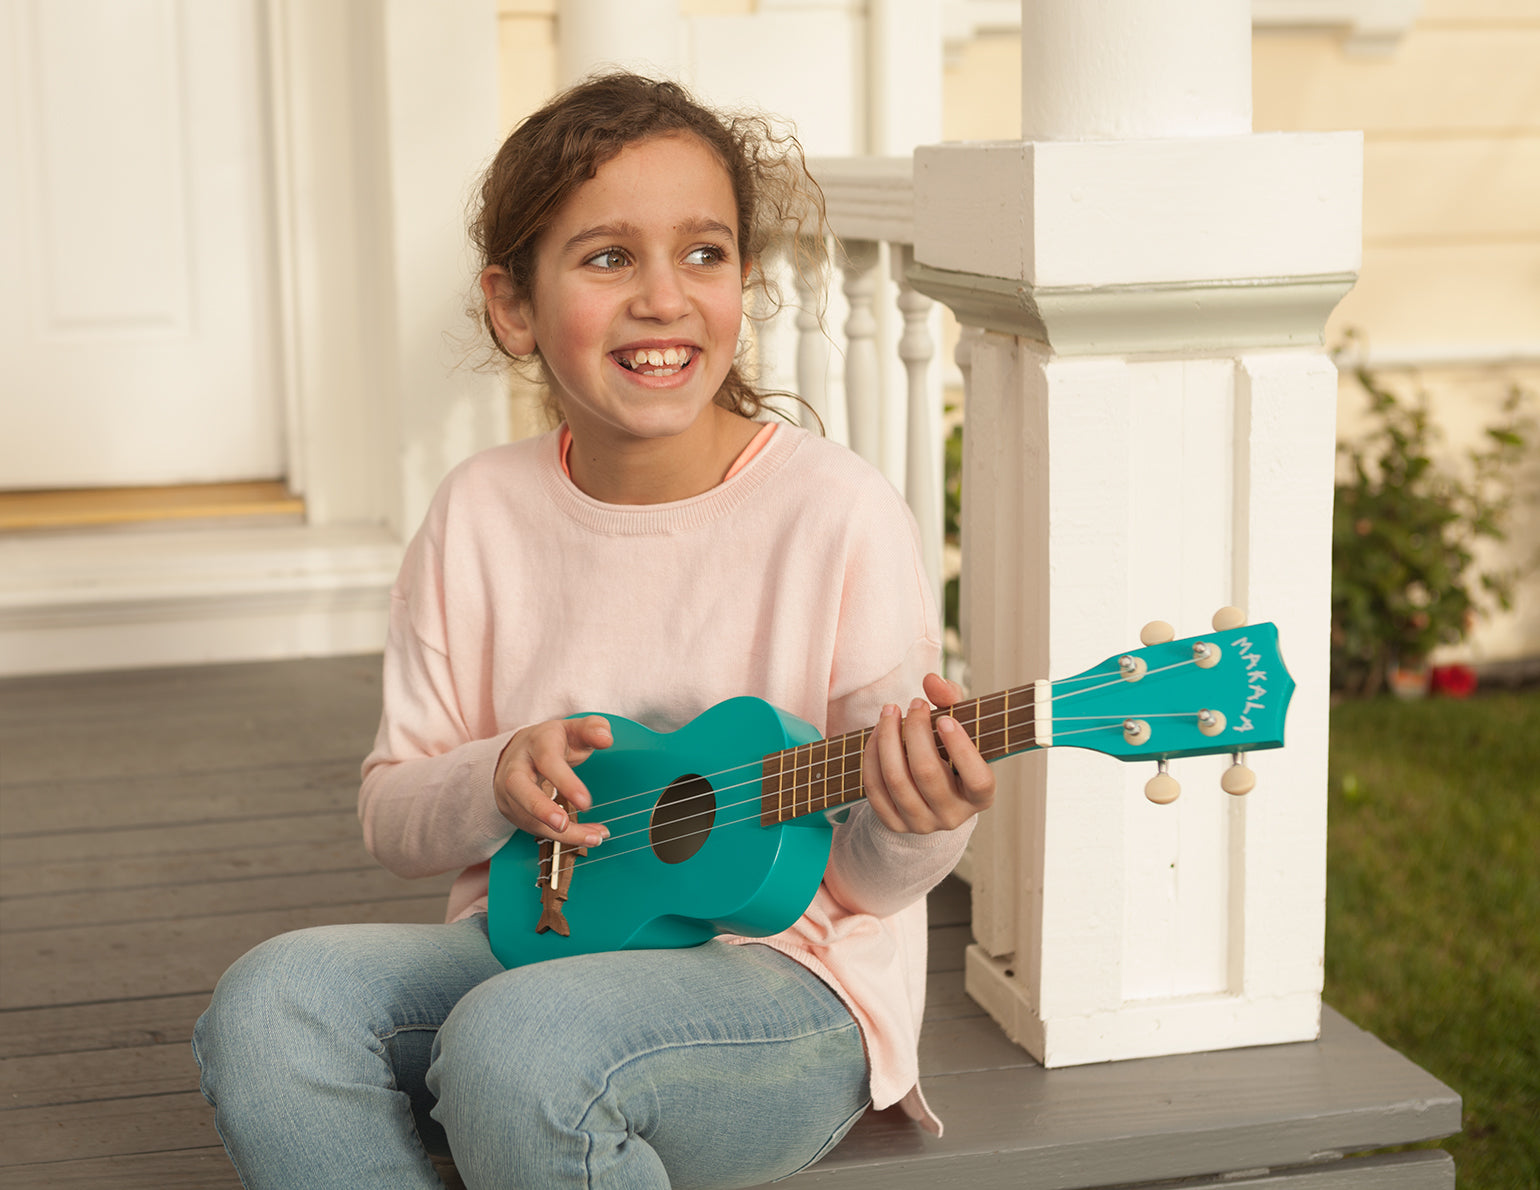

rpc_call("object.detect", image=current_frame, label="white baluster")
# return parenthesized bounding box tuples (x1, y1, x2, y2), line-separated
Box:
(955, 324, 981, 397)
(893, 244, 941, 600)
(792, 242, 838, 439)
(951, 323, 982, 670)
(840, 239, 882, 466)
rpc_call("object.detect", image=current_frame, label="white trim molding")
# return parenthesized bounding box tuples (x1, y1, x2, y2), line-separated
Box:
(0, 526, 401, 677)
(943, 1, 1423, 57)
(909, 266, 1358, 357)
(1251, 0, 1423, 55)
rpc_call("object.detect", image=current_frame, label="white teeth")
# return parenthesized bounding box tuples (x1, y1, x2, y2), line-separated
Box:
(622, 347, 690, 372)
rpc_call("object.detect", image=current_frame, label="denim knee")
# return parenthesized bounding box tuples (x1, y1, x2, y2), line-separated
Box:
(429, 972, 654, 1187)
(429, 971, 597, 1126)
(194, 927, 382, 1105)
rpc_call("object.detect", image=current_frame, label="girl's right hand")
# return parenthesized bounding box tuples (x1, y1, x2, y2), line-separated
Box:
(493, 717, 613, 849)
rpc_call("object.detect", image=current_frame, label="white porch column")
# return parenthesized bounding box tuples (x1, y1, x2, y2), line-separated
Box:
(1020, 0, 1250, 140)
(558, 0, 682, 85)
(912, 0, 1361, 1067)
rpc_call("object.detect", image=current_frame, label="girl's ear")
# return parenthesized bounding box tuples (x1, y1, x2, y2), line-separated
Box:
(480, 266, 537, 356)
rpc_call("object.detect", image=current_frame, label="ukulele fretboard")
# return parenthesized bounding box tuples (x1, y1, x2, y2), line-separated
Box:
(758, 683, 1045, 827)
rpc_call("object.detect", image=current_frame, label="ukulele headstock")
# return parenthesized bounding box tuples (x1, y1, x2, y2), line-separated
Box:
(1047, 616, 1294, 764)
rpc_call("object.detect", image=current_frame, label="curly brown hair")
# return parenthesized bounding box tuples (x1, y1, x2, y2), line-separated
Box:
(470, 72, 827, 421)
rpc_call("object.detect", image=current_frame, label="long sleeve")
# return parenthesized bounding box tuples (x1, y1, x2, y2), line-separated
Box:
(824, 804, 975, 921)
(814, 505, 968, 923)
(358, 590, 517, 881)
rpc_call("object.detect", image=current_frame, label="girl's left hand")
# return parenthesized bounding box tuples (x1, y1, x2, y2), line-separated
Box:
(861, 673, 997, 834)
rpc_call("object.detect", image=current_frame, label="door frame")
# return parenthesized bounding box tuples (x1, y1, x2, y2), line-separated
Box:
(0, 0, 505, 677)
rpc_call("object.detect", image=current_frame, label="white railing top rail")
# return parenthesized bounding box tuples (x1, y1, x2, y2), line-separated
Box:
(807, 156, 916, 248)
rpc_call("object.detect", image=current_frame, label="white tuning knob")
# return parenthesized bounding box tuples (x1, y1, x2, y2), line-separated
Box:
(1140, 620, 1175, 646)
(1197, 709, 1227, 736)
(1221, 756, 1256, 796)
(1145, 761, 1180, 804)
(1212, 606, 1247, 631)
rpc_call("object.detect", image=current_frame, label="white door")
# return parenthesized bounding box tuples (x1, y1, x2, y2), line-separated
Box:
(0, 0, 283, 490)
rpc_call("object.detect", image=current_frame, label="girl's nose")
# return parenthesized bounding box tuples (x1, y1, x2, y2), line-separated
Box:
(631, 264, 690, 322)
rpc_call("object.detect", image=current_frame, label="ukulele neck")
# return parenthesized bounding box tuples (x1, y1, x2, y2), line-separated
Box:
(758, 682, 1048, 827)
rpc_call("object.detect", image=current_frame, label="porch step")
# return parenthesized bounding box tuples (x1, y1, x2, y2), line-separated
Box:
(0, 481, 304, 532)
(762, 1005, 1459, 1188)
(0, 655, 1459, 1190)
(0, 523, 401, 676)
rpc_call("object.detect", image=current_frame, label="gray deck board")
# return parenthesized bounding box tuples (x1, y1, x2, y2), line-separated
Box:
(0, 655, 1460, 1189)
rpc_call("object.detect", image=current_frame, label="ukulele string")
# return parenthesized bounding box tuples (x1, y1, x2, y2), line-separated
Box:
(570, 713, 1203, 871)
(572, 655, 1207, 843)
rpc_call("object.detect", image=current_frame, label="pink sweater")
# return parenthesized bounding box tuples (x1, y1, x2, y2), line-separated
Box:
(359, 424, 973, 1130)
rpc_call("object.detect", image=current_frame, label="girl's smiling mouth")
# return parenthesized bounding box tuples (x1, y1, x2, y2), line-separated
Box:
(614, 346, 698, 377)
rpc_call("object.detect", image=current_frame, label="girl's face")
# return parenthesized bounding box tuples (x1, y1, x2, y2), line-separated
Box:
(486, 134, 746, 451)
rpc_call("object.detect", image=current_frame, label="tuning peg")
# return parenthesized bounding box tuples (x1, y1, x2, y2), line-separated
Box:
(1212, 606, 1247, 631)
(1145, 761, 1180, 804)
(1140, 620, 1175, 646)
(1221, 754, 1256, 796)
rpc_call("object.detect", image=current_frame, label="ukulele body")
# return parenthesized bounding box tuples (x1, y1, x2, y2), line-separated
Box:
(487, 696, 831, 969)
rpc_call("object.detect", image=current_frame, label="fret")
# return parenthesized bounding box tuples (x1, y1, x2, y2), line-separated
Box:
(800, 738, 813, 818)
(828, 733, 842, 813)
(837, 729, 850, 812)
(808, 739, 824, 818)
(759, 750, 781, 827)
(852, 728, 870, 807)
(852, 727, 868, 804)
(814, 737, 822, 814)
(974, 693, 993, 757)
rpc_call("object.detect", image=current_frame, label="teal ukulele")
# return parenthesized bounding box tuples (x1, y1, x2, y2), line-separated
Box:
(486, 614, 1294, 969)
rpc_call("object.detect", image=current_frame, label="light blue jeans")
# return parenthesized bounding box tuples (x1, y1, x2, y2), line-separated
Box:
(192, 916, 869, 1189)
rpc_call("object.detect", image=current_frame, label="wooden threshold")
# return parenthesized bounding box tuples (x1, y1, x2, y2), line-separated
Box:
(0, 481, 304, 532)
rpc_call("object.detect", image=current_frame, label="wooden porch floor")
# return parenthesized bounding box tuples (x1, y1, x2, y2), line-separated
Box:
(1, 655, 1460, 1189)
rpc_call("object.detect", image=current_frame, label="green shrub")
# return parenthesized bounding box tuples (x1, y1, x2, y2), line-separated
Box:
(1331, 367, 1533, 697)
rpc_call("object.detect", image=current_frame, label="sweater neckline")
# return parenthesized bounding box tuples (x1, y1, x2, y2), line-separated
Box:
(537, 423, 802, 535)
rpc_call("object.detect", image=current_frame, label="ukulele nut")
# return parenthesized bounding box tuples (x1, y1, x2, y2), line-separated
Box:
(1123, 719, 1152, 746)
(1197, 709, 1227, 737)
(1119, 655, 1148, 682)
(1193, 641, 1222, 669)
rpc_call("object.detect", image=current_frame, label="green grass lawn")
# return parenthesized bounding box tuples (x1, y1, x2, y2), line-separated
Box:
(1327, 689, 1539, 1189)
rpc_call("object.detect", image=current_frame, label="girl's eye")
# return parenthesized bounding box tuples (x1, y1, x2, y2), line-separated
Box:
(684, 245, 727, 267)
(586, 249, 630, 270)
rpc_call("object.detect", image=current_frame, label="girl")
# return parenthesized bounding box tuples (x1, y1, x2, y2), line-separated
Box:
(194, 72, 996, 1190)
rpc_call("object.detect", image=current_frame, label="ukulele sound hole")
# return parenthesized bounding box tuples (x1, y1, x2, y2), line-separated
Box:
(650, 774, 716, 865)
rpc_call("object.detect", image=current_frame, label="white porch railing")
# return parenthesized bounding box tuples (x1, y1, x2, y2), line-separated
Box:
(792, 157, 947, 612)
